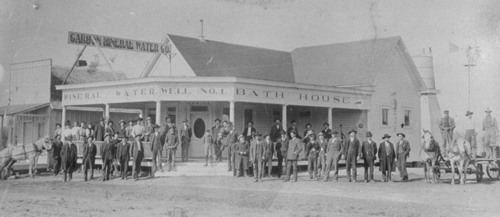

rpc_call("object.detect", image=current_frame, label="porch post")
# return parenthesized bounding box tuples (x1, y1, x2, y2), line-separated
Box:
(328, 107, 333, 130)
(282, 104, 288, 130)
(104, 103, 110, 120)
(155, 101, 162, 125)
(229, 101, 235, 124)
(61, 106, 66, 141)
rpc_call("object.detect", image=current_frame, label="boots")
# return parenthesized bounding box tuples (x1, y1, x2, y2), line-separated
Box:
(63, 171, 67, 182)
(235, 170, 240, 177)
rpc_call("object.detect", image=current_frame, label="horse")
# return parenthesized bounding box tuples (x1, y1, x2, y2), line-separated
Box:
(0, 137, 52, 179)
(444, 132, 471, 185)
(420, 130, 440, 183)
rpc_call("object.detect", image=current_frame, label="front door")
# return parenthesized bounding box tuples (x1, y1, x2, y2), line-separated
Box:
(190, 112, 210, 158)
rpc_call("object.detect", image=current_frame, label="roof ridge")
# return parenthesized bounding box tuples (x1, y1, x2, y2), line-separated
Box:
(293, 36, 402, 51)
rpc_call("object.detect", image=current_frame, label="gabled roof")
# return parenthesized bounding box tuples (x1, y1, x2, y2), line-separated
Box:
(0, 103, 49, 115)
(291, 36, 422, 88)
(168, 34, 295, 83)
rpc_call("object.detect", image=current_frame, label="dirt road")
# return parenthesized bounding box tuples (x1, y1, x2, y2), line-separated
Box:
(0, 168, 499, 217)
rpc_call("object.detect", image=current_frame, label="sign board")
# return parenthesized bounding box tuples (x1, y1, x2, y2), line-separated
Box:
(68, 31, 170, 54)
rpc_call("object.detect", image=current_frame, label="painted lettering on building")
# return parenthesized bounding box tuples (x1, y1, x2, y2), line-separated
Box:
(235, 88, 363, 105)
(63, 92, 101, 100)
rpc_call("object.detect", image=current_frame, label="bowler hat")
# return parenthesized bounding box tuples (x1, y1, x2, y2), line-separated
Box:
(323, 122, 329, 126)
(485, 108, 492, 113)
(113, 131, 120, 135)
(135, 134, 142, 138)
(382, 134, 391, 139)
(443, 110, 449, 114)
(348, 129, 357, 135)
(396, 133, 406, 138)
(318, 132, 325, 137)
(182, 119, 188, 123)
(214, 118, 221, 122)
(100, 117, 105, 121)
(366, 131, 373, 137)
(119, 120, 125, 124)
(87, 135, 94, 140)
(465, 111, 473, 116)
(146, 117, 151, 121)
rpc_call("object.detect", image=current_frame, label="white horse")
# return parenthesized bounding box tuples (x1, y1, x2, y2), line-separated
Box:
(444, 132, 471, 185)
(0, 137, 52, 179)
(420, 130, 440, 183)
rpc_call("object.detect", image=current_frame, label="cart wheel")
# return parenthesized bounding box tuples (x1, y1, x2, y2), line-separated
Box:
(476, 164, 483, 182)
(486, 162, 500, 180)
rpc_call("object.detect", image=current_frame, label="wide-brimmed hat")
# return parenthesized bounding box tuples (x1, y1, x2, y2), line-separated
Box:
(119, 120, 125, 124)
(104, 133, 111, 138)
(152, 124, 160, 129)
(382, 134, 391, 139)
(146, 117, 151, 121)
(396, 133, 406, 138)
(289, 130, 298, 135)
(348, 129, 357, 135)
(485, 108, 492, 113)
(318, 132, 325, 137)
(366, 131, 373, 137)
(323, 122, 329, 126)
(113, 131, 120, 135)
(443, 110, 449, 114)
(134, 134, 142, 138)
(331, 131, 339, 135)
(308, 133, 316, 138)
(237, 135, 245, 140)
(214, 118, 221, 122)
(100, 117, 105, 121)
(465, 111, 473, 116)
(182, 119, 188, 123)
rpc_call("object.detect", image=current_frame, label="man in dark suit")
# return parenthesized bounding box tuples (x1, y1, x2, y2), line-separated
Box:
(94, 117, 105, 142)
(261, 135, 274, 178)
(117, 138, 131, 180)
(342, 129, 361, 182)
(396, 133, 411, 181)
(234, 135, 250, 177)
(379, 134, 396, 182)
(110, 132, 120, 177)
(323, 131, 342, 182)
(60, 135, 77, 182)
(284, 130, 303, 182)
(150, 124, 162, 176)
(225, 122, 239, 175)
(130, 134, 144, 181)
(211, 119, 223, 162)
(51, 134, 63, 176)
(242, 121, 256, 142)
(164, 127, 179, 171)
(101, 133, 114, 181)
(361, 131, 377, 183)
(269, 118, 283, 143)
(321, 123, 332, 140)
(275, 131, 289, 178)
(250, 133, 263, 182)
(287, 120, 300, 139)
(82, 136, 97, 182)
(179, 119, 192, 162)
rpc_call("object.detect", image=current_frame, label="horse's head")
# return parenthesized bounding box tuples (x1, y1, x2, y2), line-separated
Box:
(422, 129, 433, 150)
(36, 137, 53, 150)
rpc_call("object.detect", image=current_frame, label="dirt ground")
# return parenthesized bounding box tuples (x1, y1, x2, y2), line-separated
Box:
(0, 167, 499, 217)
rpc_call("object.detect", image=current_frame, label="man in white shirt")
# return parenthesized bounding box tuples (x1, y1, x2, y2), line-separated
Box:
(71, 121, 81, 142)
(464, 111, 477, 159)
(483, 108, 499, 159)
(62, 121, 73, 142)
(131, 118, 146, 141)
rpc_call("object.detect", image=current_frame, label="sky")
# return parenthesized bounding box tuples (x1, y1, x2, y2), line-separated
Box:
(0, 0, 499, 123)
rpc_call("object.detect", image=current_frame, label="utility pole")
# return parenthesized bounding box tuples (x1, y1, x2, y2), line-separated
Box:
(464, 45, 479, 111)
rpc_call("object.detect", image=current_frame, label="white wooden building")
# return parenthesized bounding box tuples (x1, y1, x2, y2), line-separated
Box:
(52, 34, 428, 161)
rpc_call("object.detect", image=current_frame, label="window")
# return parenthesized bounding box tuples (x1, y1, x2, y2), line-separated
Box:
(223, 108, 229, 116)
(193, 118, 206, 139)
(244, 109, 253, 126)
(382, 108, 389, 125)
(191, 106, 208, 112)
(404, 110, 411, 126)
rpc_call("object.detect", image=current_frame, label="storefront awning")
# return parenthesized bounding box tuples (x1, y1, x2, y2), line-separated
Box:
(0, 103, 49, 116)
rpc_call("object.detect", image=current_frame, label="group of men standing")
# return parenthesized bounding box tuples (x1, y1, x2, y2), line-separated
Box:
(209, 118, 412, 183)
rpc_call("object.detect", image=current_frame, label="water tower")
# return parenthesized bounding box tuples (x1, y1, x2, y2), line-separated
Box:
(413, 48, 442, 142)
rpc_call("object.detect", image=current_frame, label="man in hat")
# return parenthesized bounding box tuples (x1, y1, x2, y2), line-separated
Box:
(78, 122, 87, 141)
(110, 132, 121, 176)
(439, 110, 455, 156)
(225, 122, 239, 175)
(94, 117, 105, 141)
(305, 133, 319, 179)
(144, 117, 154, 142)
(261, 134, 274, 178)
(203, 129, 213, 166)
(50, 134, 63, 176)
(212, 119, 223, 162)
(118, 120, 127, 140)
(131, 118, 146, 141)
(342, 129, 361, 182)
(284, 130, 302, 182)
(269, 118, 283, 143)
(105, 120, 115, 136)
(164, 127, 179, 171)
(483, 108, 498, 159)
(378, 134, 395, 182)
(275, 131, 289, 178)
(303, 123, 314, 139)
(150, 124, 163, 176)
(83, 135, 97, 181)
(179, 119, 192, 162)
(395, 133, 411, 182)
(287, 120, 300, 139)
(361, 131, 377, 183)
(117, 137, 131, 180)
(234, 135, 250, 177)
(250, 133, 264, 181)
(464, 111, 478, 159)
(101, 133, 114, 181)
(321, 123, 332, 140)
(323, 131, 342, 182)
(242, 121, 256, 143)
(125, 120, 134, 140)
(130, 134, 144, 181)
(60, 135, 78, 182)
(316, 132, 328, 178)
